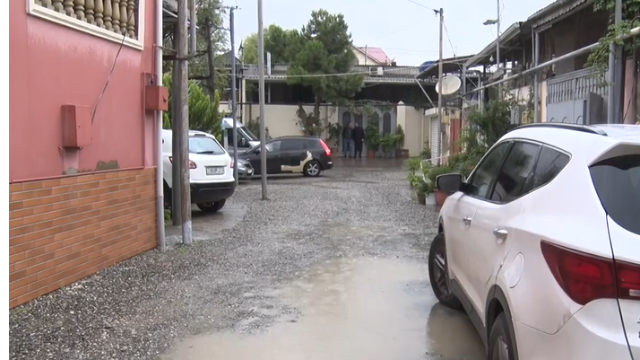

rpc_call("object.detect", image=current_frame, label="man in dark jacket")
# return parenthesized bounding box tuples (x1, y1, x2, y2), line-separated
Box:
(341, 123, 353, 158)
(351, 122, 365, 158)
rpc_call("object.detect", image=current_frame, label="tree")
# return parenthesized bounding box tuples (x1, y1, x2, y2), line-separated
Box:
(162, 73, 223, 141)
(163, 0, 228, 95)
(240, 25, 299, 64)
(287, 10, 364, 120)
(586, 0, 640, 81)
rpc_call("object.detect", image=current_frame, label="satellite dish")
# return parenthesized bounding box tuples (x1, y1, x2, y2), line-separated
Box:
(435, 75, 462, 95)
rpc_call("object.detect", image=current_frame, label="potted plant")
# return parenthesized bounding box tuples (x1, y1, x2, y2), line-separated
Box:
(395, 125, 409, 159)
(365, 122, 380, 159)
(414, 177, 433, 205)
(424, 165, 453, 206)
(325, 122, 342, 155)
(379, 133, 396, 158)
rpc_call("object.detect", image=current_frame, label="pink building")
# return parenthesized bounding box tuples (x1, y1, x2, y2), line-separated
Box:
(9, 0, 167, 308)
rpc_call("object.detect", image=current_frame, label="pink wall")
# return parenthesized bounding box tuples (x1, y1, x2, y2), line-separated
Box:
(9, 1, 158, 181)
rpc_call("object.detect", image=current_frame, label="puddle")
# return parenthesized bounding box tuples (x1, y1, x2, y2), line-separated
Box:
(161, 258, 484, 360)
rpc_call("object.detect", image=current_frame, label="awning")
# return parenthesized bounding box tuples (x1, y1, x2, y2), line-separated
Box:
(416, 55, 475, 79)
(463, 22, 529, 69)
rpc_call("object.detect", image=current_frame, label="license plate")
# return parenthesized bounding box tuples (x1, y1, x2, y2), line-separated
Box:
(206, 166, 225, 175)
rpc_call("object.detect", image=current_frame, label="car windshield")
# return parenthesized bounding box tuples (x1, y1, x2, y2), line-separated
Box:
(189, 135, 225, 155)
(238, 127, 259, 141)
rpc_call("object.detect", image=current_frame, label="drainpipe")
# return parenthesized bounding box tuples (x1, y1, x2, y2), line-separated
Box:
(155, 0, 166, 250)
(533, 29, 540, 123)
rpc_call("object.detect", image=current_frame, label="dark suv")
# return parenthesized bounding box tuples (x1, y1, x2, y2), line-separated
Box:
(237, 136, 333, 177)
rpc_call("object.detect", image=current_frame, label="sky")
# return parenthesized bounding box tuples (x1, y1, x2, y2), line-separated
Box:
(222, 0, 555, 66)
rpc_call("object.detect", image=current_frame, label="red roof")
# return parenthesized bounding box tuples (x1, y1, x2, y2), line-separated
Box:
(355, 47, 391, 65)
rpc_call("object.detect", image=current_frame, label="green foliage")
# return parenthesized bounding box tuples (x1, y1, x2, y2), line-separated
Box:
(245, 117, 270, 140)
(287, 10, 364, 118)
(406, 157, 422, 174)
(162, 73, 223, 140)
(395, 124, 405, 149)
(240, 25, 301, 65)
(586, 0, 640, 81)
(424, 165, 453, 188)
(421, 144, 432, 159)
(447, 99, 514, 178)
(364, 121, 380, 150)
(295, 105, 324, 136)
(325, 122, 342, 147)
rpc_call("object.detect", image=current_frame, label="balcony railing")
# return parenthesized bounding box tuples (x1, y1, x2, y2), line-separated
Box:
(34, 0, 139, 40)
(546, 68, 608, 104)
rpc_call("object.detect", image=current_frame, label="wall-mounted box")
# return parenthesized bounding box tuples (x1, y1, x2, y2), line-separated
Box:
(61, 104, 92, 148)
(145, 85, 169, 112)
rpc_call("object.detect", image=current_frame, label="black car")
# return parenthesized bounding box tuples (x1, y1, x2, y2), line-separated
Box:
(237, 136, 334, 177)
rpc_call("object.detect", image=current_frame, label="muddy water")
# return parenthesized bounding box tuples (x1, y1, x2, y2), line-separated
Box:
(161, 258, 484, 360)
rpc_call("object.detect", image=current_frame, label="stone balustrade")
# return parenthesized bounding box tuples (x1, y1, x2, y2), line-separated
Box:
(34, 0, 139, 39)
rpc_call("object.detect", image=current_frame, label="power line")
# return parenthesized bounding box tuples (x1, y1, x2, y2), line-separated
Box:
(406, 0, 439, 15)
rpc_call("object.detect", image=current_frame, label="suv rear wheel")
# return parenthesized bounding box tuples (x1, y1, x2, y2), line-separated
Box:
(303, 160, 322, 177)
(197, 199, 226, 213)
(487, 312, 516, 360)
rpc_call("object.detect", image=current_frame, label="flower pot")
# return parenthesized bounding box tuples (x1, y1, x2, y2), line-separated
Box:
(425, 192, 437, 206)
(367, 149, 376, 159)
(416, 192, 426, 205)
(434, 190, 449, 206)
(396, 149, 410, 159)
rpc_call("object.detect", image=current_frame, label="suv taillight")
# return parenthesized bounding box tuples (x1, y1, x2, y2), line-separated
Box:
(541, 241, 640, 305)
(319, 139, 331, 156)
(229, 159, 234, 168)
(168, 156, 197, 169)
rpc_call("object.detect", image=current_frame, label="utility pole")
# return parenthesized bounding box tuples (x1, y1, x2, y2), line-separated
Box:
(496, 0, 501, 95)
(230, 7, 239, 185)
(176, 0, 192, 245)
(257, 0, 268, 199)
(171, 26, 182, 226)
(437, 8, 444, 167)
(205, 17, 216, 101)
(607, 0, 623, 123)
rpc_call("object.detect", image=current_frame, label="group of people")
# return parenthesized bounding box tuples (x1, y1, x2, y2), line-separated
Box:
(341, 122, 366, 158)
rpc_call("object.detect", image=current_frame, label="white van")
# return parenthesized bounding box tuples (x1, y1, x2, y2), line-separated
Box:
(162, 129, 236, 213)
(220, 117, 261, 154)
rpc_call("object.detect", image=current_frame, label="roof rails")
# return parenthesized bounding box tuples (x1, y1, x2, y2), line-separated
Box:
(514, 123, 608, 136)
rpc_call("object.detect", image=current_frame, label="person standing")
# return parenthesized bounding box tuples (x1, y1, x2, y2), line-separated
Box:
(341, 122, 353, 158)
(352, 122, 365, 158)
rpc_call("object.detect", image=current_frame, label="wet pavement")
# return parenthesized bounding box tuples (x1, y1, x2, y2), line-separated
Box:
(10, 158, 484, 360)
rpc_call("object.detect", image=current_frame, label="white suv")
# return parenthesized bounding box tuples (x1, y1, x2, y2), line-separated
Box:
(429, 123, 640, 360)
(162, 129, 235, 213)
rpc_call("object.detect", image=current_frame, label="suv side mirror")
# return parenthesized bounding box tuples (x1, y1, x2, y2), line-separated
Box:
(253, 148, 260, 154)
(436, 173, 463, 194)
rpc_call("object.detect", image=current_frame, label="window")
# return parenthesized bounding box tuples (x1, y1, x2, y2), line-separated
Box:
(491, 142, 541, 202)
(265, 141, 281, 152)
(303, 140, 320, 150)
(27, 0, 144, 49)
(188, 136, 225, 155)
(590, 154, 640, 235)
(466, 141, 511, 199)
(530, 146, 570, 189)
(281, 139, 304, 151)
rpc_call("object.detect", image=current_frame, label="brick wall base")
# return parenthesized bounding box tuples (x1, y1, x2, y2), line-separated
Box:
(9, 168, 158, 308)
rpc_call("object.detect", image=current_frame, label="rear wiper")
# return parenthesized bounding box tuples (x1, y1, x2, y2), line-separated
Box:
(195, 151, 218, 154)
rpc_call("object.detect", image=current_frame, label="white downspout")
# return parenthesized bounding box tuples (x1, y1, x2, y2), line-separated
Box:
(155, 0, 166, 250)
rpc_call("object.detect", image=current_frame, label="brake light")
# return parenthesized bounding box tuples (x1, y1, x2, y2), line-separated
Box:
(319, 139, 331, 156)
(168, 156, 197, 169)
(229, 159, 234, 168)
(541, 241, 640, 305)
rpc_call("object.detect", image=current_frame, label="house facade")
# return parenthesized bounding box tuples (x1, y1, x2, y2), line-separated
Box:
(9, 0, 164, 308)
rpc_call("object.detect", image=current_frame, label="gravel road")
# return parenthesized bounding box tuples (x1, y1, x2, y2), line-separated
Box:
(9, 160, 481, 360)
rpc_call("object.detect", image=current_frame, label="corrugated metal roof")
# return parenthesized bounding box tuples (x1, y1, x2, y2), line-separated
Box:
(527, 0, 590, 28)
(463, 22, 524, 68)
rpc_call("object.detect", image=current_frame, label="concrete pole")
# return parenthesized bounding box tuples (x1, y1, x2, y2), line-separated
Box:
(496, 0, 501, 96)
(533, 30, 540, 122)
(177, 0, 192, 245)
(437, 8, 443, 167)
(257, 0, 268, 199)
(230, 7, 239, 185)
(607, 0, 623, 124)
(171, 26, 182, 226)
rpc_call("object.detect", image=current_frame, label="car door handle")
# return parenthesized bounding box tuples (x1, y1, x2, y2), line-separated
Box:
(493, 228, 508, 241)
(462, 217, 472, 226)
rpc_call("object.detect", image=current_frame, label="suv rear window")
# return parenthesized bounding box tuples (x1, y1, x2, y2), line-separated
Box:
(189, 136, 225, 155)
(590, 154, 640, 235)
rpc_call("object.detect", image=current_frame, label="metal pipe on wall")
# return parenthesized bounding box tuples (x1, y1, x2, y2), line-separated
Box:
(155, 0, 166, 250)
(188, 0, 196, 56)
(533, 30, 540, 123)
